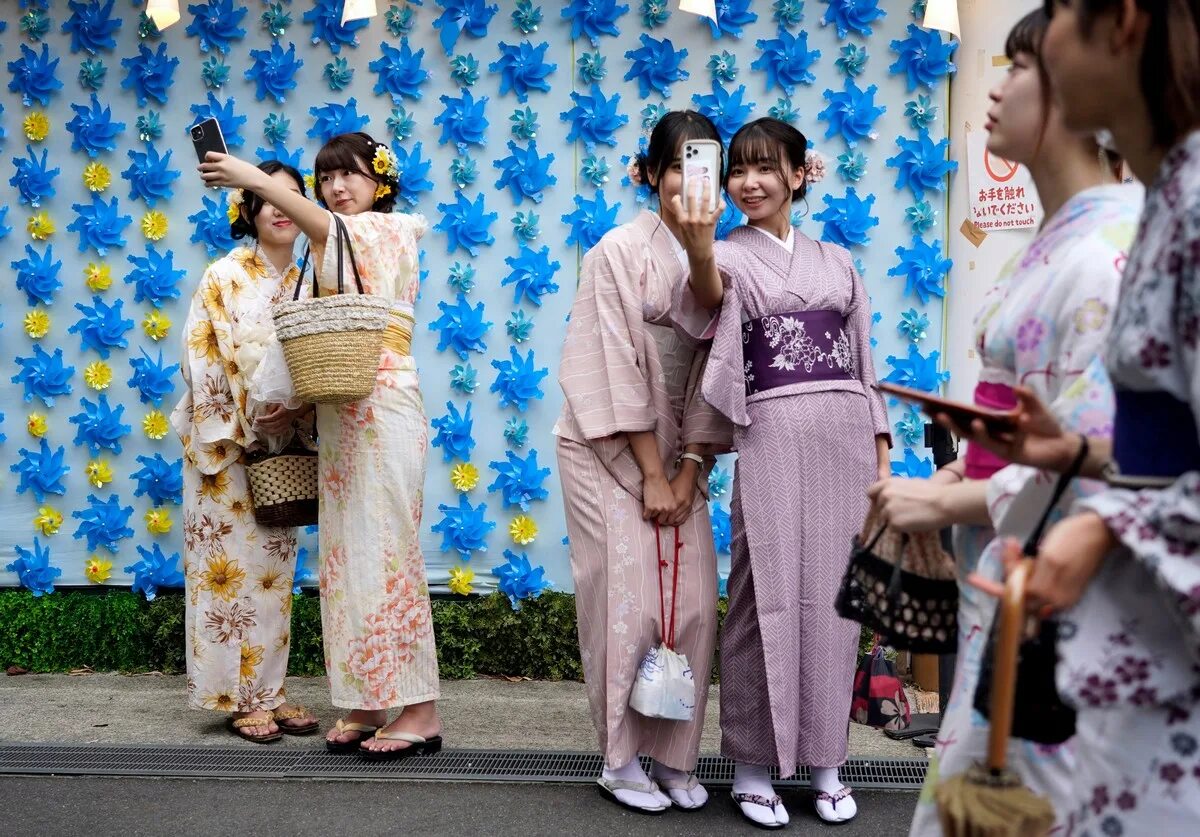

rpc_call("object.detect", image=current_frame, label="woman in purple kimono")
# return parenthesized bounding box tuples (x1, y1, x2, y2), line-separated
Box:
(676, 118, 891, 827)
(954, 1, 1200, 832)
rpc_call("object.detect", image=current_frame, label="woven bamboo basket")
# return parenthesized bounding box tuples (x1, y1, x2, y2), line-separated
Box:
(273, 294, 389, 404)
(246, 447, 319, 528)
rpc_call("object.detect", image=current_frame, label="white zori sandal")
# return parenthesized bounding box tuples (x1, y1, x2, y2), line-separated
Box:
(651, 771, 707, 811)
(596, 776, 669, 814)
(814, 786, 857, 824)
(731, 791, 789, 829)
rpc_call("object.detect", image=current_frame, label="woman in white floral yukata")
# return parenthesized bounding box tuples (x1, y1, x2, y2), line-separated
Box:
(869, 9, 1143, 834)
(173, 160, 319, 742)
(200, 133, 439, 761)
(953, 1, 1200, 832)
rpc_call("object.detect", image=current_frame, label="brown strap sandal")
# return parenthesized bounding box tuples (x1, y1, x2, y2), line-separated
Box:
(227, 713, 282, 743)
(273, 704, 319, 735)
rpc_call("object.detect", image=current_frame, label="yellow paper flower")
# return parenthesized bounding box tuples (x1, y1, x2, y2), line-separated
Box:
(85, 557, 113, 584)
(86, 459, 113, 488)
(23, 111, 50, 142)
(304, 173, 316, 193)
(226, 198, 242, 225)
(448, 566, 475, 595)
(27, 211, 55, 240)
(510, 515, 538, 545)
(374, 183, 392, 200)
(27, 413, 48, 438)
(450, 462, 479, 492)
(23, 309, 50, 339)
(142, 210, 168, 241)
(83, 162, 111, 192)
(85, 262, 112, 292)
(34, 506, 63, 537)
(143, 409, 169, 440)
(84, 360, 113, 390)
(144, 310, 172, 341)
(145, 509, 173, 535)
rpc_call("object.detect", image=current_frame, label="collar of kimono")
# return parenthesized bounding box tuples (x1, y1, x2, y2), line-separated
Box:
(726, 225, 803, 290)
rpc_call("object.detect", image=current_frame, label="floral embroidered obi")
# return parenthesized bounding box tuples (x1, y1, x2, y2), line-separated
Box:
(742, 309, 855, 396)
(1112, 389, 1200, 481)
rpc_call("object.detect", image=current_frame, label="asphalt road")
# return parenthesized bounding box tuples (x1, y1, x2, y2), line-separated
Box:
(0, 776, 920, 836)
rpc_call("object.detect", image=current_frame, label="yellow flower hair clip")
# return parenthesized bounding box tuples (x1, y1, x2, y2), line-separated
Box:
(85, 556, 113, 584)
(24, 111, 50, 142)
(226, 190, 245, 225)
(83, 162, 111, 192)
(85, 262, 112, 292)
(371, 143, 400, 179)
(374, 183, 392, 201)
(23, 309, 50, 339)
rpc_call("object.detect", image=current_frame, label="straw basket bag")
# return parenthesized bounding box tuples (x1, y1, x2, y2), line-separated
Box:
(246, 432, 319, 528)
(272, 215, 390, 405)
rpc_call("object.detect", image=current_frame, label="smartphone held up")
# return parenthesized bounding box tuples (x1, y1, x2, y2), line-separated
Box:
(681, 139, 722, 213)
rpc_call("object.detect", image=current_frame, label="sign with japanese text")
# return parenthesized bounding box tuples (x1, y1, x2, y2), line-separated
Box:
(966, 130, 1041, 231)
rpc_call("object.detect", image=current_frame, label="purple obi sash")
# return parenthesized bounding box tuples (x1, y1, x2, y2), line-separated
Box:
(1113, 389, 1200, 480)
(742, 309, 855, 396)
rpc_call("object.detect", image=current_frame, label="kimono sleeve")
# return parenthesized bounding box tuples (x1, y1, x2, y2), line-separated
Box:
(318, 211, 428, 300)
(681, 348, 734, 453)
(558, 242, 656, 440)
(843, 252, 891, 442)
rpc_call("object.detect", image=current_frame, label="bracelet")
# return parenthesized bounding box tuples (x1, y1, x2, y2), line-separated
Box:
(676, 452, 705, 468)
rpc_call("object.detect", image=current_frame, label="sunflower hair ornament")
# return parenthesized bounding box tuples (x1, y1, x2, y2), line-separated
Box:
(226, 189, 245, 225)
(371, 143, 400, 180)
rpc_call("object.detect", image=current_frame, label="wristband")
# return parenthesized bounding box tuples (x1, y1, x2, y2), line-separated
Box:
(676, 452, 705, 468)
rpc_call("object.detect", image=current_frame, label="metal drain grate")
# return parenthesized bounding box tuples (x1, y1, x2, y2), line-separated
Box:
(0, 744, 927, 789)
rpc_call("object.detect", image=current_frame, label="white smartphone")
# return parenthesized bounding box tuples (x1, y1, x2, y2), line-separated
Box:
(681, 139, 722, 213)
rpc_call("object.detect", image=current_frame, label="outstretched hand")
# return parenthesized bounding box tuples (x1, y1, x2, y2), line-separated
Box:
(670, 180, 725, 258)
(197, 151, 266, 192)
(936, 385, 1077, 473)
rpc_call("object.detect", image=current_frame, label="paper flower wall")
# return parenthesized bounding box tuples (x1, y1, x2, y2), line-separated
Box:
(189, 92, 247, 148)
(819, 79, 885, 147)
(884, 344, 950, 392)
(577, 51, 608, 83)
(124, 543, 184, 600)
(708, 50, 737, 83)
(245, 41, 303, 103)
(7, 539, 60, 596)
(131, 453, 184, 506)
(624, 34, 688, 98)
(12, 346, 75, 407)
(66, 93, 125, 157)
(561, 85, 629, 150)
(392, 141, 434, 207)
(886, 130, 957, 200)
(13, 244, 63, 306)
(487, 449, 551, 511)
(822, 0, 887, 39)
(187, 193, 237, 259)
(889, 23, 957, 91)
(431, 401, 477, 462)
(69, 296, 134, 358)
(64, 0, 122, 55)
(435, 90, 490, 151)
(70, 395, 131, 454)
(435, 192, 497, 255)
(491, 41, 557, 102)
(708, 466, 731, 499)
(125, 245, 184, 307)
(10, 439, 70, 502)
(905, 93, 938, 131)
(711, 504, 732, 554)
(72, 493, 134, 553)
(502, 245, 561, 306)
(302, 0, 368, 54)
(898, 307, 931, 343)
(894, 404, 925, 447)
(504, 417, 529, 448)
(493, 141, 557, 205)
(891, 447, 934, 478)
(448, 565, 475, 595)
(691, 81, 755, 145)
(813, 187, 879, 248)
(704, 0, 758, 39)
(126, 349, 179, 408)
(186, 0, 248, 54)
(11, 145, 60, 208)
(562, 191, 619, 250)
(370, 39, 428, 102)
(492, 549, 550, 609)
(121, 146, 180, 208)
(433, 0, 499, 55)
(562, 0, 629, 46)
(431, 495, 495, 558)
(429, 294, 493, 358)
(887, 236, 951, 304)
(490, 347, 548, 412)
(7, 43, 64, 107)
(751, 28, 820, 94)
(120, 43, 178, 107)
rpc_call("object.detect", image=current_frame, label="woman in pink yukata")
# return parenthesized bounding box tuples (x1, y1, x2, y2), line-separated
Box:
(675, 118, 891, 827)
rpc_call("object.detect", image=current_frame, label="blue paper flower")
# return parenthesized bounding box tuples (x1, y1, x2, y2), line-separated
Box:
(891, 447, 934, 479)
(125, 245, 184, 308)
(10, 146, 59, 209)
(65, 93, 125, 158)
(68, 195, 132, 257)
(189, 92, 247, 149)
(13, 244, 63, 306)
(72, 493, 134, 554)
(502, 245, 561, 306)
(370, 39, 428, 102)
(492, 549, 550, 609)
(124, 543, 184, 600)
(504, 417, 529, 448)
(434, 90, 490, 152)
(491, 41, 556, 103)
(127, 348, 179, 406)
(819, 79, 885, 148)
(562, 0, 628, 46)
(767, 96, 800, 124)
(7, 43, 63, 107)
(561, 84, 629, 150)
(245, 41, 303, 103)
(186, 0, 247, 54)
(263, 113, 290, 145)
(292, 546, 314, 593)
(641, 0, 670, 28)
(12, 439, 68, 501)
(691, 82, 755, 145)
(488, 449, 551, 511)
(640, 103, 670, 132)
(898, 308, 931, 343)
(136, 110, 164, 142)
(388, 106, 416, 142)
(11, 346, 74, 407)
(886, 130, 958, 200)
(504, 309, 533, 343)
(711, 504, 731, 554)
(448, 261, 477, 294)
(708, 466, 731, 498)
(884, 344, 950, 393)
(21, 8, 51, 43)
(432, 494, 495, 558)
(201, 55, 231, 89)
(120, 43, 178, 107)
(715, 200, 746, 240)
(386, 2, 416, 37)
(814, 187, 878, 249)
(137, 10, 162, 40)
(0, 207, 9, 242)
(493, 141, 557, 205)
(78, 60, 110, 95)
(703, 0, 758, 39)
(905, 93, 939, 131)
(512, 210, 541, 242)
(121, 146, 179, 208)
(449, 53, 480, 87)
(261, 2, 292, 38)
(624, 34, 688, 98)
(580, 154, 611, 188)
(322, 56, 354, 91)
(384, 141, 433, 209)
(434, 0, 499, 55)
(131, 453, 183, 505)
(895, 404, 925, 447)
(888, 236, 951, 304)
(906, 200, 938, 235)
(69, 295, 133, 358)
(302, 0, 368, 54)
(889, 23, 958, 91)
(752, 28, 820, 94)
(430, 293, 493, 358)
(435, 192, 497, 256)
(701, 51, 735, 85)
(836, 43, 869, 77)
(510, 106, 540, 141)
(577, 51, 607, 83)
(70, 395, 131, 454)
(837, 150, 867, 182)
(562, 191, 620, 250)
(911, 0, 928, 16)
(188, 192, 237, 258)
(306, 98, 368, 144)
(431, 401, 477, 462)
(490, 346, 548, 412)
(512, 0, 543, 34)
(869, 309, 882, 348)
(7, 539, 60, 596)
(822, 0, 886, 39)
(450, 363, 478, 394)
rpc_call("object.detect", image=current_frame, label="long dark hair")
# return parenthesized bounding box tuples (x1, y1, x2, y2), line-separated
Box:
(229, 160, 306, 240)
(1047, 0, 1200, 147)
(634, 110, 723, 196)
(313, 131, 399, 212)
(725, 118, 810, 203)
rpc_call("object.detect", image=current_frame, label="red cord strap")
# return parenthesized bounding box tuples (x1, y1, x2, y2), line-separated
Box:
(654, 524, 683, 651)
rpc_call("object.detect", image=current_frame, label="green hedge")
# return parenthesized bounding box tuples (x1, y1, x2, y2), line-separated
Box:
(0, 589, 869, 679)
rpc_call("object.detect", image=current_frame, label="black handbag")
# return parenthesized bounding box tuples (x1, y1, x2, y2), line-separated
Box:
(971, 438, 1090, 745)
(836, 507, 959, 655)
